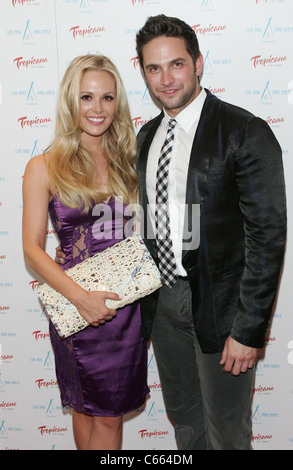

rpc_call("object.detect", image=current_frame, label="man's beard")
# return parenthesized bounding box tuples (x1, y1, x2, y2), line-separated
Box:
(158, 80, 198, 113)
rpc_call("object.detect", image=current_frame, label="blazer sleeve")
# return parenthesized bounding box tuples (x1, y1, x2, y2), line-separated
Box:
(230, 116, 287, 348)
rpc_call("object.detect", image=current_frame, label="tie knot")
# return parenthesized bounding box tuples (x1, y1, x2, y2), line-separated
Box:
(168, 119, 176, 129)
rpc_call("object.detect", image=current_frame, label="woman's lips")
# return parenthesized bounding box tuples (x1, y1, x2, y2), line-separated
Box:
(86, 116, 106, 124)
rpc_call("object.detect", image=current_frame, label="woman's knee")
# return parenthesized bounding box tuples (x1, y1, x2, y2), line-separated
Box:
(94, 415, 123, 432)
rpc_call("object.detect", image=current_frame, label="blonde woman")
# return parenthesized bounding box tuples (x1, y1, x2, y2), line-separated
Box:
(22, 55, 149, 450)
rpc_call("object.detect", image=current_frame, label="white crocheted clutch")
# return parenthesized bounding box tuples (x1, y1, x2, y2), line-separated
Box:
(38, 236, 162, 339)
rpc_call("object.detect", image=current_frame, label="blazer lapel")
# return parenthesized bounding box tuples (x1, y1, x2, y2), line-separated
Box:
(136, 112, 164, 254)
(136, 111, 163, 206)
(183, 89, 221, 260)
(186, 90, 220, 207)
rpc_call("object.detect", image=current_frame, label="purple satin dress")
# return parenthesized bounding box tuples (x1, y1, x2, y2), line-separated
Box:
(48, 195, 149, 417)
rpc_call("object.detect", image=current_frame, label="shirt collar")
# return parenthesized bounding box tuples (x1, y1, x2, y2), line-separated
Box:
(163, 88, 207, 133)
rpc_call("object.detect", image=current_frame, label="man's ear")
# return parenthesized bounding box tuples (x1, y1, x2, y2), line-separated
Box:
(195, 53, 204, 78)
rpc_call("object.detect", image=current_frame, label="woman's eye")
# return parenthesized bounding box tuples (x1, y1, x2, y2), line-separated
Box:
(80, 94, 91, 100)
(104, 95, 115, 101)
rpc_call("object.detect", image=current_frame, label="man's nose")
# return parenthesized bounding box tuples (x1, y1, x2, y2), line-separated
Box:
(161, 69, 174, 86)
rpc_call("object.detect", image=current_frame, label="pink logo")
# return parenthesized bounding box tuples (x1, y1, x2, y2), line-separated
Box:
(131, 0, 146, 5)
(13, 56, 48, 70)
(38, 425, 68, 436)
(32, 330, 50, 341)
(138, 429, 169, 439)
(18, 116, 52, 129)
(252, 433, 272, 443)
(253, 385, 275, 394)
(132, 116, 152, 130)
(250, 54, 287, 68)
(193, 23, 227, 36)
(209, 86, 226, 95)
(266, 116, 285, 126)
(0, 306, 10, 311)
(0, 401, 16, 409)
(35, 378, 58, 389)
(130, 57, 140, 69)
(12, 0, 35, 6)
(29, 280, 40, 291)
(69, 25, 105, 39)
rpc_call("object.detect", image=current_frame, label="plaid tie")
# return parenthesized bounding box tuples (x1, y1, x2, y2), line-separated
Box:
(155, 119, 178, 288)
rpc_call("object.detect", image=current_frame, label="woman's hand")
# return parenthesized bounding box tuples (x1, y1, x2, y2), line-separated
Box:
(74, 290, 121, 326)
(53, 246, 121, 326)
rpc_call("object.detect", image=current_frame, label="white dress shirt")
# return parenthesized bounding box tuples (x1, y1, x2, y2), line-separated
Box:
(146, 88, 206, 276)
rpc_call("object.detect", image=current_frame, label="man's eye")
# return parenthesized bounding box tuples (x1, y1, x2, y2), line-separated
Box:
(146, 66, 158, 73)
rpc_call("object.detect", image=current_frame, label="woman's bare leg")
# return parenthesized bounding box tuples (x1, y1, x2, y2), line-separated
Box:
(72, 410, 123, 450)
(89, 416, 123, 450)
(72, 410, 93, 450)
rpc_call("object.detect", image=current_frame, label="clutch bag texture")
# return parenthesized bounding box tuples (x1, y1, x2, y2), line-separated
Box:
(37, 235, 162, 339)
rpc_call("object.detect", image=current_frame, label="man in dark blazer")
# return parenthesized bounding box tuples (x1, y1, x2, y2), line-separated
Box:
(135, 15, 286, 450)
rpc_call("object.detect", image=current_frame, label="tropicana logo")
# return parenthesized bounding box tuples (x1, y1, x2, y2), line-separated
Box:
(131, 0, 146, 5)
(35, 378, 58, 389)
(130, 57, 140, 69)
(0, 306, 10, 312)
(29, 280, 41, 291)
(38, 425, 68, 436)
(250, 54, 287, 68)
(193, 23, 227, 36)
(18, 116, 52, 129)
(69, 25, 105, 39)
(12, 0, 35, 6)
(13, 56, 48, 70)
(132, 116, 152, 129)
(266, 116, 285, 126)
(138, 429, 169, 439)
(0, 401, 16, 409)
(32, 330, 50, 341)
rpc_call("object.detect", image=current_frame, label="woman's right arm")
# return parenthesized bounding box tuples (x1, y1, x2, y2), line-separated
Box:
(22, 154, 119, 326)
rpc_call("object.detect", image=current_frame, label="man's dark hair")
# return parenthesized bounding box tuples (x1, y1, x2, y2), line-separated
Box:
(136, 14, 201, 68)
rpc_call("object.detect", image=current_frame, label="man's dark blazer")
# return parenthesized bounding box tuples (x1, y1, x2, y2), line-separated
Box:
(136, 89, 287, 354)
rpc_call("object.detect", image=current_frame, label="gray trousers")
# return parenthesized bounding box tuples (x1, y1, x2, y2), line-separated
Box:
(151, 279, 255, 450)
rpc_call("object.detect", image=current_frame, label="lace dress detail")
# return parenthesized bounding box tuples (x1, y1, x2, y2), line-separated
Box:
(48, 196, 149, 417)
(49, 324, 85, 412)
(72, 225, 90, 263)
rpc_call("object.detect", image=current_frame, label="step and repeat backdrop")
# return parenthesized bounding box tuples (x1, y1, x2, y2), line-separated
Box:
(0, 0, 293, 451)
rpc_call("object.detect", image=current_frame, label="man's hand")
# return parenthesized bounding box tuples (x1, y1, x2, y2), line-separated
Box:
(220, 336, 258, 376)
(55, 245, 65, 265)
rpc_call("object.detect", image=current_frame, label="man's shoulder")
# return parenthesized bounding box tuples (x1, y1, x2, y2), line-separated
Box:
(136, 113, 163, 152)
(137, 113, 162, 136)
(205, 88, 255, 123)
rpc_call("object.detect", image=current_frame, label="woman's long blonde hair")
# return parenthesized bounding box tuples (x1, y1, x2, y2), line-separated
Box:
(46, 54, 139, 212)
